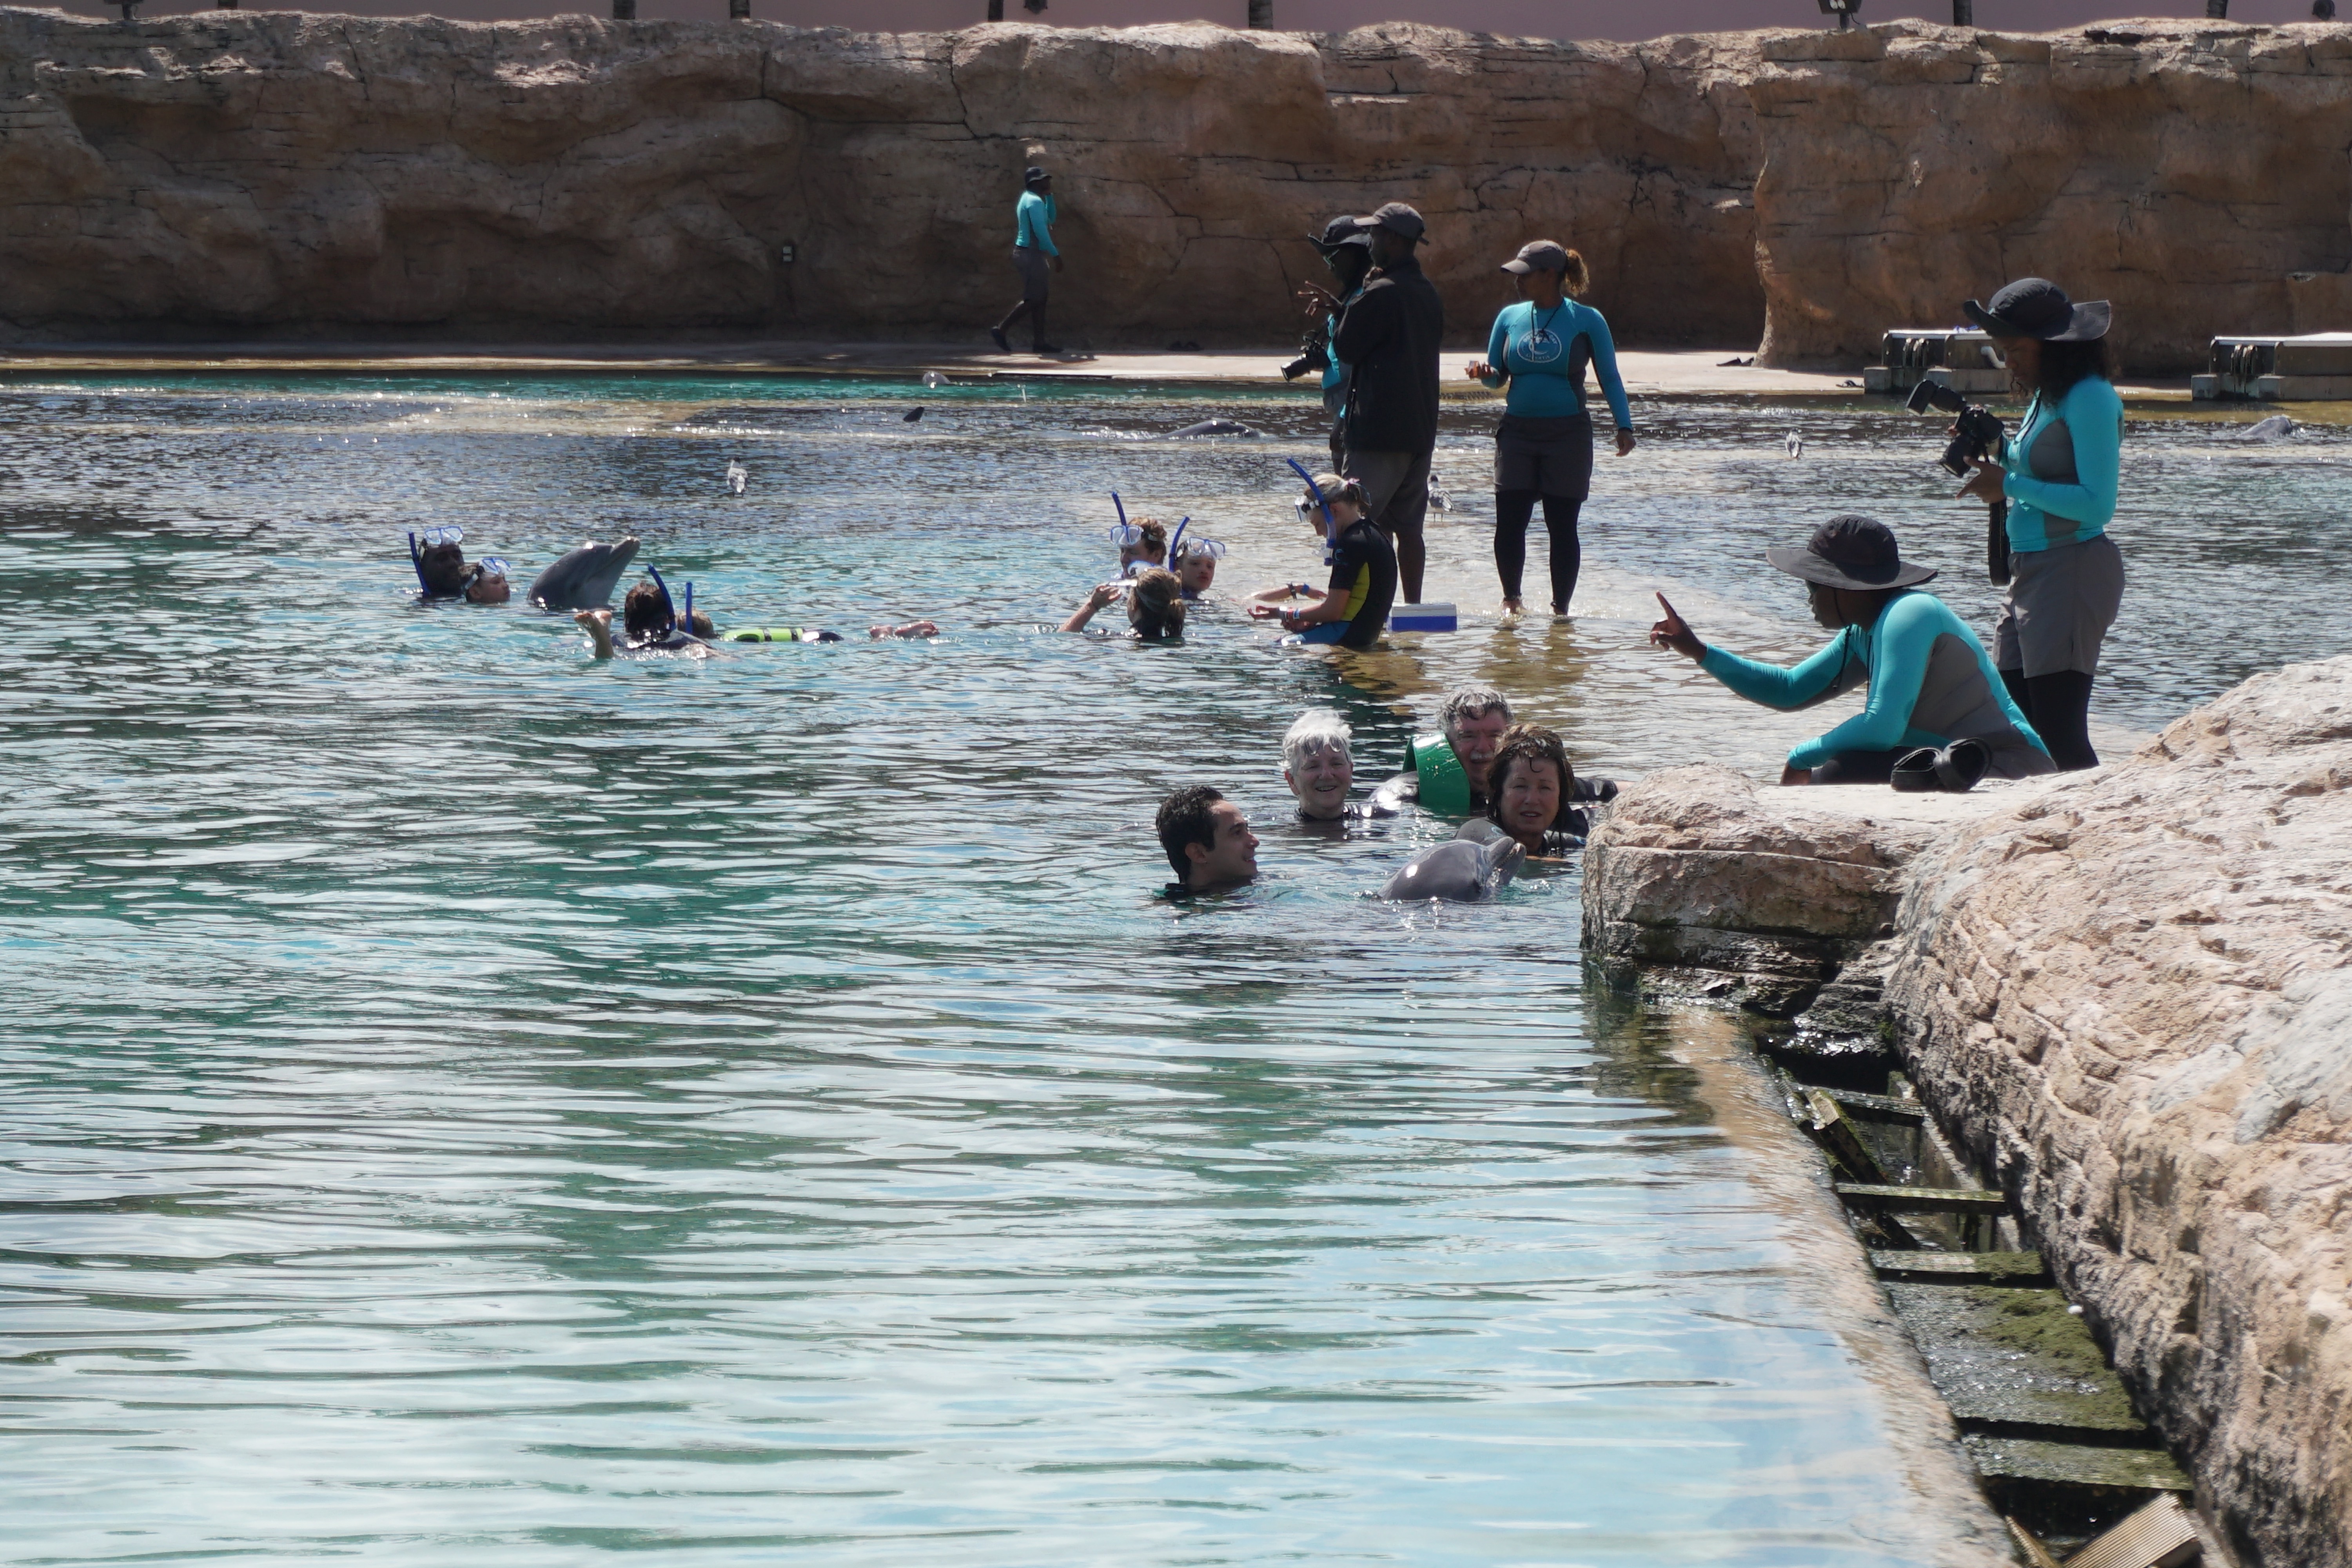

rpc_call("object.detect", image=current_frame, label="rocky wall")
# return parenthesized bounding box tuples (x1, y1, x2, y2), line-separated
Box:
(4, 11, 2351, 366)
(1584, 661, 2352, 1567)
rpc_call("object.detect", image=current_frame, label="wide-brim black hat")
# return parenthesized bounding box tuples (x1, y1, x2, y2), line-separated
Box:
(1764, 514, 1937, 591)
(1962, 277, 2111, 342)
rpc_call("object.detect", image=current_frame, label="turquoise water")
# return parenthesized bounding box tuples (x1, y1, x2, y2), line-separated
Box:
(2, 374, 2343, 1565)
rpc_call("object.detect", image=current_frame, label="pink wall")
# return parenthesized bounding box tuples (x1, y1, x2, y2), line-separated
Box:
(40, 0, 2336, 35)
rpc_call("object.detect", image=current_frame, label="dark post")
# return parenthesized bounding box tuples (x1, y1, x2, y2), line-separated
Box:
(987, 0, 1003, 15)
(613, 0, 635, 16)
(1951, 0, 1971, 23)
(1248, 0, 1272, 26)
(2205, 0, 2228, 14)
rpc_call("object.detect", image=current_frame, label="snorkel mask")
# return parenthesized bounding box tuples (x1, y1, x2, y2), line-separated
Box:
(1285, 458, 1338, 565)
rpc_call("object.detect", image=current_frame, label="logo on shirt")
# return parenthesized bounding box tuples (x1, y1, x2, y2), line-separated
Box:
(1518, 327, 1564, 365)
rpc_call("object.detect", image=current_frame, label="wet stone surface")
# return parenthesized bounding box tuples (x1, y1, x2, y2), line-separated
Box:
(1886, 1283, 2148, 1436)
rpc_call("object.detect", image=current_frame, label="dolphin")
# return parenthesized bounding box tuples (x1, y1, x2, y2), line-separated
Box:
(2243, 414, 2298, 441)
(527, 537, 640, 610)
(1170, 419, 1260, 438)
(1377, 823, 1525, 903)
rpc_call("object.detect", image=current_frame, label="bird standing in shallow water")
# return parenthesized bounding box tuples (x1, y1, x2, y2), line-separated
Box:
(726, 461, 748, 495)
(1786, 432, 1804, 459)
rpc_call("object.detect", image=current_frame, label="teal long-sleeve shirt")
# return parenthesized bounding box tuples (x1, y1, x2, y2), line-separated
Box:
(1014, 190, 1058, 257)
(2001, 375, 2122, 553)
(1697, 590, 2051, 773)
(1477, 298, 1633, 427)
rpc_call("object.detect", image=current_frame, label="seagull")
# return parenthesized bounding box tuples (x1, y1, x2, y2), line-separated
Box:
(1785, 432, 1804, 459)
(726, 461, 748, 495)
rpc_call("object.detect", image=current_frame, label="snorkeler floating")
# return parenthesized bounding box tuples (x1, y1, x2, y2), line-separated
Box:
(409, 526, 512, 604)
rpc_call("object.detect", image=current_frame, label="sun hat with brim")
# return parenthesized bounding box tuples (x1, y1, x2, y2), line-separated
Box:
(1962, 277, 2111, 342)
(1501, 240, 1570, 275)
(1308, 215, 1374, 252)
(1763, 514, 1938, 591)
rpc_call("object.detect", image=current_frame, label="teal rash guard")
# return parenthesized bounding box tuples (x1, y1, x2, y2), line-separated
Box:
(1014, 190, 1059, 257)
(1698, 590, 2054, 775)
(1477, 299, 1633, 427)
(2001, 376, 2122, 553)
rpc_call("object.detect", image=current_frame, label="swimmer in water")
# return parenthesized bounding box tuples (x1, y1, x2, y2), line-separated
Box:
(1156, 784, 1259, 895)
(1172, 536, 1225, 601)
(869, 621, 941, 639)
(1246, 473, 1395, 648)
(1115, 519, 1170, 577)
(1373, 684, 1515, 815)
(1062, 566, 1187, 640)
(576, 576, 717, 659)
(1281, 709, 1397, 828)
(1481, 723, 1615, 856)
(408, 528, 511, 603)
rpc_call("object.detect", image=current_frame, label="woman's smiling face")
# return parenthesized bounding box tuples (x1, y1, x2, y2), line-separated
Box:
(1495, 755, 1562, 844)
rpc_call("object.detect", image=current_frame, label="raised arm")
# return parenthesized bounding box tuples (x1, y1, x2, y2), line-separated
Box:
(1062, 582, 1120, 633)
(1697, 628, 1859, 712)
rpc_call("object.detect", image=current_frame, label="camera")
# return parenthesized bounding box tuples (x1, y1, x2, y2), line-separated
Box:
(1282, 318, 1332, 383)
(1904, 378, 2013, 585)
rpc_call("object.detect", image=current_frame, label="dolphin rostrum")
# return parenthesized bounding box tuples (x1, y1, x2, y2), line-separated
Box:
(527, 537, 641, 610)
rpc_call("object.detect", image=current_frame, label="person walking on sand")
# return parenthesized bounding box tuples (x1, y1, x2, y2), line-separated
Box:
(992, 167, 1063, 357)
(1331, 202, 1443, 604)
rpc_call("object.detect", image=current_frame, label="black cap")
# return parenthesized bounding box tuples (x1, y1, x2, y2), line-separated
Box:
(1309, 214, 1373, 252)
(1501, 240, 1570, 276)
(1764, 515, 1938, 591)
(1023, 165, 1049, 186)
(1347, 201, 1427, 243)
(1962, 277, 2111, 342)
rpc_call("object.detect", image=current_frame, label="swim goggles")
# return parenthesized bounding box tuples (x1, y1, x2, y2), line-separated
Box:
(477, 556, 509, 577)
(1109, 521, 1149, 548)
(418, 525, 464, 547)
(1173, 538, 1227, 561)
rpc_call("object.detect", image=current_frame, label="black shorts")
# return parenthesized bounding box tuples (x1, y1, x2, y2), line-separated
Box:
(1494, 413, 1593, 499)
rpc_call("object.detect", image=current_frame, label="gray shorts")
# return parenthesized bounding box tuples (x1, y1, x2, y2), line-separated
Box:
(1345, 446, 1432, 540)
(1013, 245, 1050, 307)
(1995, 532, 2124, 677)
(1494, 413, 1593, 497)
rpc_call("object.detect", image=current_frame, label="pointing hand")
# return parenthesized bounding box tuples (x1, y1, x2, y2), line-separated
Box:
(1649, 592, 1704, 661)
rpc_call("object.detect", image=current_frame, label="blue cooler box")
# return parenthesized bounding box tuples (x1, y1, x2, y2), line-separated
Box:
(1387, 601, 1457, 634)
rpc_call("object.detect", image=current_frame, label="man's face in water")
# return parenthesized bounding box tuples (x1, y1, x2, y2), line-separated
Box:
(1187, 800, 1260, 889)
(1285, 742, 1353, 820)
(1449, 708, 1512, 799)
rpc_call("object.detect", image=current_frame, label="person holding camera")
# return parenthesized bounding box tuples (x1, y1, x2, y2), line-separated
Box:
(1955, 278, 2124, 771)
(1463, 240, 1636, 617)
(1285, 217, 1377, 469)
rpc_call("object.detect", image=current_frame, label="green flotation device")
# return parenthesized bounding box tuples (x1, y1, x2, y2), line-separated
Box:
(725, 627, 823, 642)
(1406, 732, 1471, 816)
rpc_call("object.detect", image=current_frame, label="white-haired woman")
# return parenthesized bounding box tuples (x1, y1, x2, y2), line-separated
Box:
(1281, 709, 1396, 828)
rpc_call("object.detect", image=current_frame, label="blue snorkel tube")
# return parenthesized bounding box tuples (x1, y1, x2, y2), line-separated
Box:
(407, 532, 432, 594)
(1285, 457, 1338, 565)
(682, 581, 694, 633)
(1166, 517, 1189, 564)
(646, 564, 678, 637)
(1111, 491, 1127, 531)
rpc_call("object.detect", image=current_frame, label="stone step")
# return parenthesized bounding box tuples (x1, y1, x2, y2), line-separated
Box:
(1887, 1282, 2152, 1438)
(1964, 1434, 2193, 1493)
(1834, 1181, 2006, 1214)
(1822, 1087, 1928, 1121)
(1870, 1249, 2048, 1284)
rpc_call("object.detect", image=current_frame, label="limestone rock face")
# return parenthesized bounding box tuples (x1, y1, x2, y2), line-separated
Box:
(1582, 762, 1940, 1012)
(5, 11, 2350, 367)
(1886, 657, 2352, 1568)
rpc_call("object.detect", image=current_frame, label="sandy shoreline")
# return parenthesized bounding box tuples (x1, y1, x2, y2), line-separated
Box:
(0, 342, 2217, 407)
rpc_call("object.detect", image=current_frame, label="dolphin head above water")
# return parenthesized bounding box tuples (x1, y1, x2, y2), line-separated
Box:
(527, 537, 641, 610)
(1377, 824, 1525, 903)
